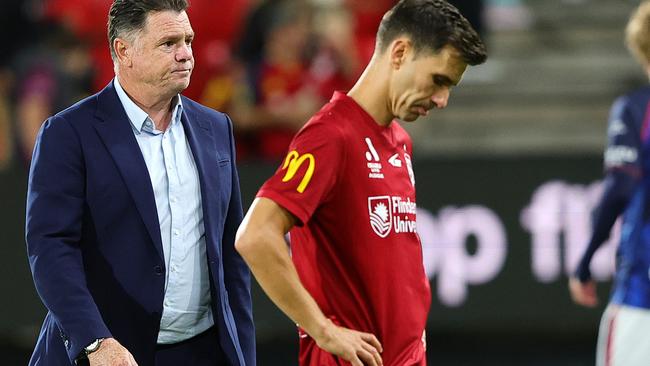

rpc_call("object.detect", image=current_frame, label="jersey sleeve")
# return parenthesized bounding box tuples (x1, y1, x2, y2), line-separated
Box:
(575, 170, 637, 282)
(603, 96, 642, 175)
(257, 119, 344, 225)
(575, 96, 642, 281)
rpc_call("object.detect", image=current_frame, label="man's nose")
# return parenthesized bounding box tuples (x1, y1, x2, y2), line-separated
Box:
(431, 88, 450, 109)
(176, 43, 192, 62)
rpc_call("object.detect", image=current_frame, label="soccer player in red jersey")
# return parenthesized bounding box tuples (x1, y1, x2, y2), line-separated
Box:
(235, 1, 487, 365)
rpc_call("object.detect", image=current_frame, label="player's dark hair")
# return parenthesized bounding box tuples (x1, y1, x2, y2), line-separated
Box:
(377, 0, 487, 65)
(108, 0, 189, 61)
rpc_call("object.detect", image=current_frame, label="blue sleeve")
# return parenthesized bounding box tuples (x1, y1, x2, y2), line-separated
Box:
(574, 171, 637, 281)
(26, 116, 112, 362)
(602, 96, 642, 174)
(575, 96, 641, 282)
(221, 114, 256, 365)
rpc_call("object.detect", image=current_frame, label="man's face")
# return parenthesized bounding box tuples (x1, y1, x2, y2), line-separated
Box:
(129, 10, 194, 95)
(389, 45, 467, 122)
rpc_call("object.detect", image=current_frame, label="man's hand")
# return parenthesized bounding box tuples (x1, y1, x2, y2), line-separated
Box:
(314, 319, 383, 366)
(569, 277, 599, 307)
(88, 338, 138, 366)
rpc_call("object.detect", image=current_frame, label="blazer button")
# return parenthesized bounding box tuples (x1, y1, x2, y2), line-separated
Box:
(154, 265, 163, 275)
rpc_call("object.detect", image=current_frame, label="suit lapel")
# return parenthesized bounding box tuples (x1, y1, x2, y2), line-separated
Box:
(92, 82, 165, 262)
(181, 102, 223, 256)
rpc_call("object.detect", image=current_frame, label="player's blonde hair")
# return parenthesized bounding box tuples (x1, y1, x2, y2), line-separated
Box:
(626, 1, 650, 66)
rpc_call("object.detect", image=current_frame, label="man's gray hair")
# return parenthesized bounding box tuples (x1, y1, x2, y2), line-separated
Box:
(108, 0, 189, 62)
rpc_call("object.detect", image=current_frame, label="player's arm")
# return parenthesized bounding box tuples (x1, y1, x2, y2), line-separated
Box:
(570, 96, 641, 307)
(569, 170, 637, 307)
(235, 197, 383, 366)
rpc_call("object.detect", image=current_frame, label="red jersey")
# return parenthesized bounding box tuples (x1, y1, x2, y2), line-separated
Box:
(257, 92, 431, 366)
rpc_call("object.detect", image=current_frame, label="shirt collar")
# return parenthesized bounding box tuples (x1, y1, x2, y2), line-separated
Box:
(113, 77, 183, 134)
(171, 95, 183, 127)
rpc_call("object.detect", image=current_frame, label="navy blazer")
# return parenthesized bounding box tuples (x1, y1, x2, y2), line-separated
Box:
(26, 82, 255, 366)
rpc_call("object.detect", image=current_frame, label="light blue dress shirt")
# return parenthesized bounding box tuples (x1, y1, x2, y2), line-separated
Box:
(114, 78, 213, 344)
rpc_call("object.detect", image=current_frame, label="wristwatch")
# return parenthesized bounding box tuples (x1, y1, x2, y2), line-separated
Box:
(84, 338, 105, 356)
(75, 338, 105, 365)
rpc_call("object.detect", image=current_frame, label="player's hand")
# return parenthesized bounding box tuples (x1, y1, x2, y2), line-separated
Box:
(569, 277, 599, 307)
(314, 319, 383, 366)
(88, 338, 138, 366)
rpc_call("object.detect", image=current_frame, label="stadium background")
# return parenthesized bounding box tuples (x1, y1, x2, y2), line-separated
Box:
(0, 0, 642, 365)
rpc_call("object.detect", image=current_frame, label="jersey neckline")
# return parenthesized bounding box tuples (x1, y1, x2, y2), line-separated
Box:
(330, 91, 395, 133)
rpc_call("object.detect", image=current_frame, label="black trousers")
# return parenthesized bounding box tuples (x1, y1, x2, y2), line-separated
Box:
(155, 327, 227, 366)
(76, 327, 226, 366)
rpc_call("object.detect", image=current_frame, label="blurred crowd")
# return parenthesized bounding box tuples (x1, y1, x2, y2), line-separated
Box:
(0, 0, 531, 170)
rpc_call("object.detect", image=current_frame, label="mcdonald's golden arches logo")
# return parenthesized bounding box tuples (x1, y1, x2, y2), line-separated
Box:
(282, 151, 315, 193)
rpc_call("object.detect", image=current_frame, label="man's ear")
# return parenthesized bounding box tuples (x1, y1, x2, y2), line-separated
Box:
(114, 37, 133, 68)
(389, 37, 412, 70)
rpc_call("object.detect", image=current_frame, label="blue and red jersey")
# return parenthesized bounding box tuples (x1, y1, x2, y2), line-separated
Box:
(576, 86, 650, 309)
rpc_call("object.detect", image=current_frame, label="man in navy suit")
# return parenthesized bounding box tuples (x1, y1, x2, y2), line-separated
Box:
(25, 0, 255, 365)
